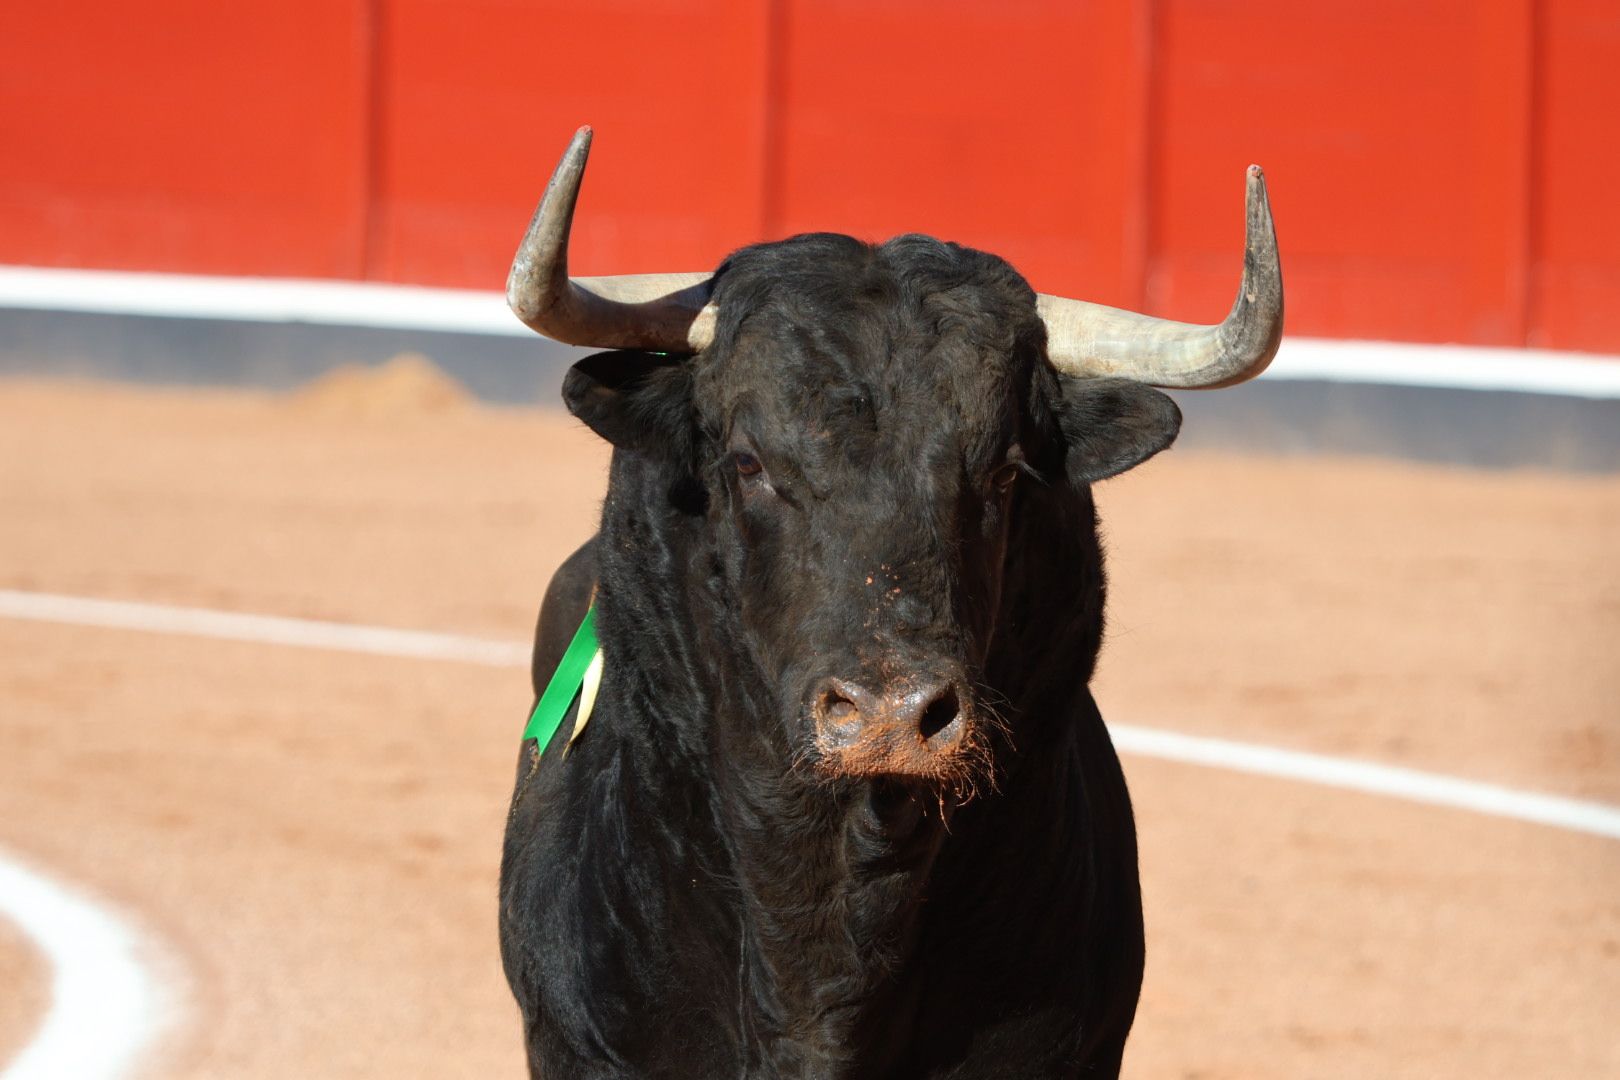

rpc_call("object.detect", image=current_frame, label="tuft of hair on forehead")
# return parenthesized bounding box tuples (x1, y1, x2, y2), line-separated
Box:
(696, 232, 1045, 434)
(706, 232, 1039, 350)
(685, 232, 1051, 493)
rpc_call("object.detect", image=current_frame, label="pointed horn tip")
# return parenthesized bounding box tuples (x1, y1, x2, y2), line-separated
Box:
(539, 127, 593, 195)
(1245, 165, 1270, 202)
(520, 125, 596, 270)
(1243, 165, 1278, 252)
(558, 126, 593, 173)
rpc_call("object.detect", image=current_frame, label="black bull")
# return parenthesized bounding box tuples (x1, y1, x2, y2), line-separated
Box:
(498, 231, 1194, 1077)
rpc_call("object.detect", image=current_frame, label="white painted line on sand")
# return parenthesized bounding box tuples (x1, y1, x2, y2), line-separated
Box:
(5, 588, 1618, 841)
(1108, 725, 1620, 842)
(0, 847, 172, 1080)
(0, 589, 530, 668)
(4, 265, 1619, 398)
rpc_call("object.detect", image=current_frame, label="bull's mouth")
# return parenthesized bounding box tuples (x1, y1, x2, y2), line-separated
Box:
(866, 777, 934, 839)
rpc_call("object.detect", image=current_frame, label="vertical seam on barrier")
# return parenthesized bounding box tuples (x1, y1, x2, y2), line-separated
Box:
(359, 0, 389, 281)
(1132, 0, 1159, 314)
(1523, 0, 1547, 348)
(759, 0, 791, 240)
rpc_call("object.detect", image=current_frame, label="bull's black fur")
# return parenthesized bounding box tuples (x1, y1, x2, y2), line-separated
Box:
(500, 233, 1180, 1078)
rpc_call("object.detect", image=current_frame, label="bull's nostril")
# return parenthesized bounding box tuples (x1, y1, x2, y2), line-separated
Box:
(818, 684, 860, 725)
(918, 686, 961, 743)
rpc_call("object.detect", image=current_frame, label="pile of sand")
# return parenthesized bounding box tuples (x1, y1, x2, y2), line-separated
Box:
(287, 353, 474, 417)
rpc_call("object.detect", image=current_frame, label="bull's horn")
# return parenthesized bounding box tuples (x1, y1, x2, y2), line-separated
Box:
(507, 126, 717, 352)
(1036, 166, 1283, 389)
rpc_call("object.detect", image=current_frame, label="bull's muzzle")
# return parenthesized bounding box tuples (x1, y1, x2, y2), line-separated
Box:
(810, 672, 974, 783)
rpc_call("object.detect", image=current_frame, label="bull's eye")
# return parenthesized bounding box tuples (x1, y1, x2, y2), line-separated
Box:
(992, 463, 1021, 493)
(733, 451, 763, 478)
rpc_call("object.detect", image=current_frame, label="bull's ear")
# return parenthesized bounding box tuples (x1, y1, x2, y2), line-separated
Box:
(1054, 375, 1182, 484)
(562, 350, 695, 457)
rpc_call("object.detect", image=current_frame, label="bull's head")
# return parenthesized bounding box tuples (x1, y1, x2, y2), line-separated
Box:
(510, 127, 1282, 807)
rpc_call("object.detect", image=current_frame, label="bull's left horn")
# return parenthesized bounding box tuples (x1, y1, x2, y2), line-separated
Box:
(1036, 166, 1283, 389)
(507, 126, 718, 352)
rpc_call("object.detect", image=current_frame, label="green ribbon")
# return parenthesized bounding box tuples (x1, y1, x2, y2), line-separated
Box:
(522, 606, 598, 751)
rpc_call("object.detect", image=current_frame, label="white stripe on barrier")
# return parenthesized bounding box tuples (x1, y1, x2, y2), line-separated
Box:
(0, 848, 171, 1080)
(1262, 338, 1620, 398)
(3, 265, 1619, 398)
(3, 587, 1617, 840)
(0, 265, 530, 338)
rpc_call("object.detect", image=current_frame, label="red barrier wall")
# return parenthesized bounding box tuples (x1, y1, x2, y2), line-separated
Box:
(0, 2, 372, 279)
(3, 1, 1618, 352)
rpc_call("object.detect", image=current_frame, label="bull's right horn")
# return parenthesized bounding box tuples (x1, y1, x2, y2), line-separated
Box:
(1036, 165, 1284, 389)
(507, 126, 717, 353)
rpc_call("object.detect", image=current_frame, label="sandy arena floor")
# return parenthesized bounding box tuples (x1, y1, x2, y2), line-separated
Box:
(1, 372, 1616, 1078)
(0, 914, 47, 1068)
